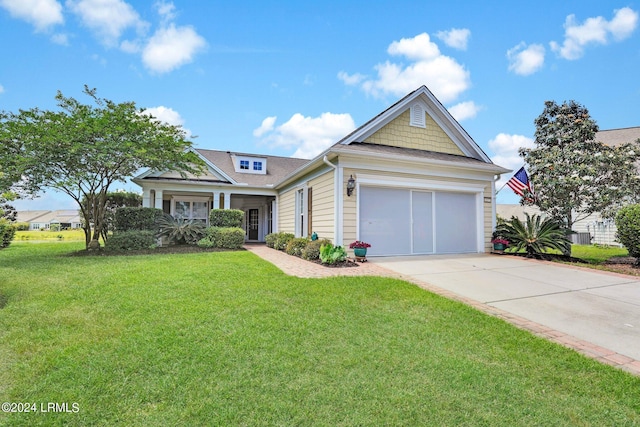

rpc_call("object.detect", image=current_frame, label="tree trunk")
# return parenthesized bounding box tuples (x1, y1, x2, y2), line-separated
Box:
(563, 210, 573, 256)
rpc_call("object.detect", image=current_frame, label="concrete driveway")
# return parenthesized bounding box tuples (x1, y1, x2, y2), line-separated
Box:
(370, 254, 640, 362)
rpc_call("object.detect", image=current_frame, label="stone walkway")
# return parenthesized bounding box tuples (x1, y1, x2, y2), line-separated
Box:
(244, 244, 640, 376)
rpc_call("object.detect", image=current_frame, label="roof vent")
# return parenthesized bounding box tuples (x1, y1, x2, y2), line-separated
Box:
(410, 102, 426, 128)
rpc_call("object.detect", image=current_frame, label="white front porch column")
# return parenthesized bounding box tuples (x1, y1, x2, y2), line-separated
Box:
(154, 190, 163, 211)
(213, 192, 220, 209)
(142, 188, 152, 208)
(224, 192, 231, 209)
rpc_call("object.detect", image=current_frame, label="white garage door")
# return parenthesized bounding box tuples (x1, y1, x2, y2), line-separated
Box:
(359, 186, 477, 256)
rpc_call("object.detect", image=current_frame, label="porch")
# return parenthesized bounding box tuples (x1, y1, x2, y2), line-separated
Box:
(142, 188, 276, 242)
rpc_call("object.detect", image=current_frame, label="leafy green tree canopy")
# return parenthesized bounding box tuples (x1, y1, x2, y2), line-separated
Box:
(0, 86, 204, 249)
(521, 100, 640, 231)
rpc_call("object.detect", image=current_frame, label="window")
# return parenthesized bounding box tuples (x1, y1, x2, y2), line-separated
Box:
(295, 188, 306, 237)
(172, 198, 209, 224)
(232, 155, 267, 174)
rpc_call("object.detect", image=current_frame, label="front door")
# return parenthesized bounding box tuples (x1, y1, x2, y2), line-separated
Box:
(248, 209, 259, 240)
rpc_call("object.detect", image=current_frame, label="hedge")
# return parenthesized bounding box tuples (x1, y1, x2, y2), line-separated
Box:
(616, 204, 640, 259)
(197, 227, 245, 249)
(209, 209, 244, 228)
(302, 238, 331, 260)
(286, 237, 309, 257)
(114, 207, 163, 231)
(104, 230, 156, 251)
(0, 219, 16, 249)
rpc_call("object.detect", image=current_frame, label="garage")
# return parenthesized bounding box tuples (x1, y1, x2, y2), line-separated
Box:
(359, 186, 478, 256)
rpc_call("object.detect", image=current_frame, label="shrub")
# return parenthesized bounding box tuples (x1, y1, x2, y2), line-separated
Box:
(319, 243, 347, 265)
(286, 237, 309, 257)
(197, 227, 245, 249)
(156, 214, 206, 245)
(265, 232, 278, 248)
(104, 230, 156, 251)
(302, 238, 331, 260)
(274, 233, 295, 251)
(615, 204, 640, 260)
(496, 213, 571, 257)
(14, 222, 30, 231)
(209, 209, 244, 228)
(0, 219, 16, 249)
(115, 207, 163, 232)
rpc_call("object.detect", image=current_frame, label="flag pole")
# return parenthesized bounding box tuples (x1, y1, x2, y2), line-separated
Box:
(495, 179, 509, 196)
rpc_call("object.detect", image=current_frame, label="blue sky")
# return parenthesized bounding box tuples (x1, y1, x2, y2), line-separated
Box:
(2, 0, 639, 210)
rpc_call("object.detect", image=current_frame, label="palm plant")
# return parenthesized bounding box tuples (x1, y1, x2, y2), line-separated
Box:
(496, 213, 571, 257)
(156, 214, 206, 245)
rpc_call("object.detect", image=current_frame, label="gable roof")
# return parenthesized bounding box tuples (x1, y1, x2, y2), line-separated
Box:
(596, 127, 640, 147)
(335, 85, 493, 163)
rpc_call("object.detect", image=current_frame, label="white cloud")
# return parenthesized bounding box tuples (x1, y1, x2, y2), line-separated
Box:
(435, 28, 471, 50)
(51, 32, 69, 45)
(448, 101, 482, 122)
(155, 0, 176, 24)
(253, 116, 276, 137)
(0, 0, 63, 31)
(337, 71, 366, 86)
(141, 106, 191, 136)
(66, 0, 148, 47)
(342, 33, 470, 104)
(0, 84, 4, 93)
(507, 42, 545, 75)
(254, 112, 356, 159)
(142, 23, 206, 73)
(550, 7, 638, 60)
(488, 133, 535, 182)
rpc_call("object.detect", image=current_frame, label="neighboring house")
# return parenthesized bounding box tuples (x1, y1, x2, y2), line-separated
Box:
(497, 125, 640, 247)
(134, 86, 510, 256)
(16, 210, 82, 230)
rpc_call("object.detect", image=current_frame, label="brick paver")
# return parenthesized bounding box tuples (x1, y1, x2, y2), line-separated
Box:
(244, 243, 640, 377)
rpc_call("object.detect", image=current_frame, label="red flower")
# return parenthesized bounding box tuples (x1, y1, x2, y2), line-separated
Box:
(349, 241, 371, 249)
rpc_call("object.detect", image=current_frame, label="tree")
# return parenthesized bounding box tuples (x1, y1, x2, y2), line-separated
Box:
(81, 190, 142, 242)
(0, 86, 204, 249)
(520, 100, 640, 248)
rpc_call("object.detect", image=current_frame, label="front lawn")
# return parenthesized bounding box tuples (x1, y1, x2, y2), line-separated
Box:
(1, 243, 639, 426)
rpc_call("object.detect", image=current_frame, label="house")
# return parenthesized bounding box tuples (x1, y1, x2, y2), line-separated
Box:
(134, 86, 510, 256)
(16, 210, 83, 230)
(498, 126, 640, 247)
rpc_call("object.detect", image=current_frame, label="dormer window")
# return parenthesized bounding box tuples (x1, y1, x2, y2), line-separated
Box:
(410, 102, 426, 128)
(231, 154, 267, 175)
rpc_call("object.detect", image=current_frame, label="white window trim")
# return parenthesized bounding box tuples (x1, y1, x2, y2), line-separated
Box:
(231, 154, 267, 175)
(294, 185, 308, 238)
(171, 196, 211, 224)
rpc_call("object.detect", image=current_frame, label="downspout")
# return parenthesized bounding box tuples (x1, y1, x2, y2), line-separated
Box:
(492, 174, 501, 231)
(323, 155, 340, 244)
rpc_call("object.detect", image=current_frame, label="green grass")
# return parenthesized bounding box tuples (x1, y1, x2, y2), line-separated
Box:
(1, 243, 639, 426)
(570, 244, 629, 264)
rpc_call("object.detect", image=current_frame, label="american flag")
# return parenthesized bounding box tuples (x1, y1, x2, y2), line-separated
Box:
(507, 166, 534, 199)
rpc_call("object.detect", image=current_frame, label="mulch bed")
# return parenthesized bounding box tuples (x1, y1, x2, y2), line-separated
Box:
(309, 258, 361, 268)
(68, 245, 237, 257)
